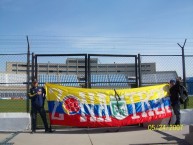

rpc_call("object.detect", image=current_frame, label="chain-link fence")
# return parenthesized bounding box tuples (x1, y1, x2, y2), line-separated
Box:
(185, 55, 193, 96)
(140, 54, 193, 109)
(1, 53, 193, 115)
(140, 55, 182, 85)
(0, 53, 28, 112)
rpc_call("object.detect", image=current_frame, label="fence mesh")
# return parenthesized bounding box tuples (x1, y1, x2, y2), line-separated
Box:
(0, 54, 28, 112)
(88, 55, 137, 89)
(140, 55, 182, 85)
(0, 54, 193, 114)
(35, 55, 87, 88)
(140, 55, 193, 109)
(185, 55, 193, 96)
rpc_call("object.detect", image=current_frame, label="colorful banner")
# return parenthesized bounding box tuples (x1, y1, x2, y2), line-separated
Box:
(45, 83, 172, 127)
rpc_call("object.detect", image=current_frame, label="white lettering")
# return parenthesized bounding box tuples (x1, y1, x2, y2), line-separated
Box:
(139, 91, 154, 117)
(154, 99, 165, 115)
(97, 93, 111, 122)
(51, 100, 64, 120)
(125, 92, 140, 119)
(163, 97, 172, 113)
(79, 92, 96, 122)
(79, 92, 111, 122)
(154, 88, 166, 115)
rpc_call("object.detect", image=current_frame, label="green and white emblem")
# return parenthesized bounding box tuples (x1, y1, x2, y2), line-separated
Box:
(110, 96, 128, 120)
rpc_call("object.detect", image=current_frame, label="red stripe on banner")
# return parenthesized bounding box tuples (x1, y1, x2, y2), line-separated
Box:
(49, 108, 172, 128)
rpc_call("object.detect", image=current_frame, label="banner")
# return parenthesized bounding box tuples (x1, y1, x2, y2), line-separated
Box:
(45, 83, 172, 127)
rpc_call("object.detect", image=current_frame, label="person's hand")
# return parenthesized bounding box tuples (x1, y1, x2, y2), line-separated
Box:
(37, 91, 42, 95)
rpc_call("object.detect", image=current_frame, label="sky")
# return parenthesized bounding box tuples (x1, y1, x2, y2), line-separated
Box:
(0, 0, 193, 55)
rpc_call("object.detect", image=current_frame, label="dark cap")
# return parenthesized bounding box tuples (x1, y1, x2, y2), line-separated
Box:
(32, 79, 38, 84)
(170, 79, 175, 84)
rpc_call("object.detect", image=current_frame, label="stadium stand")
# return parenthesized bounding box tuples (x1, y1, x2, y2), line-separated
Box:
(0, 73, 26, 86)
(38, 74, 59, 86)
(0, 90, 26, 99)
(141, 71, 178, 85)
(7, 74, 27, 86)
(0, 71, 180, 99)
(59, 75, 79, 86)
(108, 74, 128, 87)
(38, 74, 79, 86)
(91, 74, 109, 87)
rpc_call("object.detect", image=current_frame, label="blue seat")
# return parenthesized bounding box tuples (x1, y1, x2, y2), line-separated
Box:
(108, 74, 128, 87)
(59, 75, 79, 86)
(38, 74, 59, 86)
(91, 74, 109, 87)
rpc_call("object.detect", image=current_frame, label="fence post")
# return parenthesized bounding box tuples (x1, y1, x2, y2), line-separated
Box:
(85, 54, 88, 88)
(177, 39, 187, 109)
(138, 54, 142, 87)
(35, 55, 38, 80)
(26, 36, 30, 113)
(88, 55, 91, 88)
(32, 53, 35, 81)
(135, 55, 139, 87)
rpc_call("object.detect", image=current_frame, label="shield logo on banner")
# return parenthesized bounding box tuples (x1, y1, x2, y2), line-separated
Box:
(110, 96, 128, 120)
(62, 95, 81, 115)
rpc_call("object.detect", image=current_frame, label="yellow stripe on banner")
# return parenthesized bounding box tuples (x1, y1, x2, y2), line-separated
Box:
(45, 83, 169, 105)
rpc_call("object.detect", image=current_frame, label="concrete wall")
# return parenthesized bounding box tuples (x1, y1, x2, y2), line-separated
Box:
(143, 109, 193, 127)
(0, 109, 193, 132)
(0, 113, 31, 132)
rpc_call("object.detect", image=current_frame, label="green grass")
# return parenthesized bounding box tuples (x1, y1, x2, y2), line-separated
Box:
(0, 99, 49, 128)
(188, 96, 193, 108)
(1, 97, 192, 110)
(0, 99, 48, 112)
(181, 96, 193, 109)
(0, 99, 27, 112)
(1, 97, 193, 113)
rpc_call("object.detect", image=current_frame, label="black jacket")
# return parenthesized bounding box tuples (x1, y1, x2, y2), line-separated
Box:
(169, 82, 188, 105)
(29, 86, 46, 107)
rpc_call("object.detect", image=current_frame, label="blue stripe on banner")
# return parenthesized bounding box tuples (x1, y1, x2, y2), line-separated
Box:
(47, 97, 171, 116)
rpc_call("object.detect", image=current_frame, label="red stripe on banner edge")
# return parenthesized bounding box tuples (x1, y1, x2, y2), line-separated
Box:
(49, 108, 172, 128)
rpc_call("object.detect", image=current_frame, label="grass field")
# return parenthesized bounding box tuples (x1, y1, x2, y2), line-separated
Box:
(0, 99, 48, 112)
(0, 96, 193, 112)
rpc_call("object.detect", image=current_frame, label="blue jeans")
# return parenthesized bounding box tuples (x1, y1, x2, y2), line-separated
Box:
(172, 102, 181, 125)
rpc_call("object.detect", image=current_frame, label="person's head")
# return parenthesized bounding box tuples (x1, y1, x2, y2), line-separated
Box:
(176, 77, 182, 85)
(32, 80, 38, 87)
(169, 79, 175, 87)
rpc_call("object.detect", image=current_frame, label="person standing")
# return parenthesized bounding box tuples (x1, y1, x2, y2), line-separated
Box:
(169, 77, 188, 125)
(28, 79, 49, 133)
(169, 78, 181, 125)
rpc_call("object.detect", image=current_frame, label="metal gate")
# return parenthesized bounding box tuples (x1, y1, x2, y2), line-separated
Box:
(32, 54, 88, 88)
(32, 53, 87, 128)
(88, 54, 138, 88)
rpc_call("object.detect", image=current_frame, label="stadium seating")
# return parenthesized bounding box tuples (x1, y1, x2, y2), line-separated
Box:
(141, 71, 178, 85)
(108, 74, 128, 87)
(91, 74, 109, 87)
(0, 90, 26, 99)
(59, 75, 79, 86)
(38, 74, 59, 86)
(141, 74, 157, 84)
(38, 74, 79, 87)
(0, 73, 26, 86)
